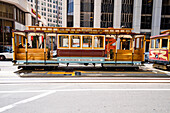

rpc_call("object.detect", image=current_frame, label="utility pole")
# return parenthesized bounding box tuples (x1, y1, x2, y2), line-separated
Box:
(35, 0, 38, 26)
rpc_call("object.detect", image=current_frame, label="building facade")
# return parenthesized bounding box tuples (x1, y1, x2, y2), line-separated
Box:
(0, 0, 47, 51)
(62, 0, 170, 53)
(27, 0, 62, 27)
(62, 0, 170, 35)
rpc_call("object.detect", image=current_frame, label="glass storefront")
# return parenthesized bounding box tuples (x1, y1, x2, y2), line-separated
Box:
(0, 19, 14, 51)
(0, 1, 26, 51)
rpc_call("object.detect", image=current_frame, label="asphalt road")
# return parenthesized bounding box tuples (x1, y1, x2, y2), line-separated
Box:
(0, 61, 170, 113)
(0, 80, 170, 113)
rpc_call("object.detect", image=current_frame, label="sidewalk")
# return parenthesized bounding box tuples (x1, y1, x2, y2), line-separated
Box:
(0, 61, 18, 76)
(143, 64, 170, 76)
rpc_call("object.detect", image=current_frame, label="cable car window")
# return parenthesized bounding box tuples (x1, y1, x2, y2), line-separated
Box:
(162, 39, 168, 48)
(82, 36, 92, 48)
(155, 39, 160, 48)
(121, 38, 130, 50)
(71, 36, 81, 48)
(94, 36, 104, 48)
(59, 35, 69, 47)
(151, 39, 154, 48)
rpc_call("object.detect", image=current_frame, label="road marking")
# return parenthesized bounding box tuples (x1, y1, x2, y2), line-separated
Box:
(0, 90, 56, 113)
(52, 89, 170, 91)
(0, 88, 170, 112)
(1, 88, 170, 94)
(0, 90, 52, 93)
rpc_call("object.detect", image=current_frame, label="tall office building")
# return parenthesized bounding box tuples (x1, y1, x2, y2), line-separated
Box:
(62, 0, 170, 35)
(62, 0, 170, 53)
(0, 0, 47, 51)
(27, 0, 62, 27)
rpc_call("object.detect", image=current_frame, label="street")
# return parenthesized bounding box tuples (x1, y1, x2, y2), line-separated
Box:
(0, 81, 170, 113)
(0, 61, 170, 113)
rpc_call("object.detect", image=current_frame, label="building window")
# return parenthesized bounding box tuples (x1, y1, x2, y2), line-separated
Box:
(0, 19, 14, 46)
(67, 0, 74, 27)
(121, 0, 133, 28)
(101, 0, 114, 28)
(80, 0, 94, 27)
(32, 16, 36, 26)
(161, 0, 170, 29)
(141, 0, 153, 29)
(0, 2, 14, 20)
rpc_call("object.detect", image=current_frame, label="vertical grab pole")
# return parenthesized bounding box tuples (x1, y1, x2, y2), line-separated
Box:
(132, 35, 135, 66)
(21, 36, 24, 46)
(51, 36, 53, 58)
(44, 33, 46, 65)
(12, 32, 16, 62)
(143, 35, 146, 62)
(25, 33, 28, 65)
(37, 36, 39, 49)
(115, 34, 118, 65)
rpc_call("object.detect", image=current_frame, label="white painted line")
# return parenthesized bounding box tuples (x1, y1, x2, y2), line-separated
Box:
(1, 89, 170, 94)
(0, 90, 56, 113)
(1, 80, 170, 83)
(0, 90, 53, 93)
(46, 89, 170, 91)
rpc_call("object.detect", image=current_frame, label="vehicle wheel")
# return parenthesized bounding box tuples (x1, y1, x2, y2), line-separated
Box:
(0, 55, 6, 61)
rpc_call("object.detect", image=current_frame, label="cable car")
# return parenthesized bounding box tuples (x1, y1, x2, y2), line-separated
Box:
(12, 26, 146, 69)
(149, 30, 170, 70)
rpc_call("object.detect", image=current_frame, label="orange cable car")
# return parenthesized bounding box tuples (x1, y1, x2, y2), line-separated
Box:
(12, 26, 146, 69)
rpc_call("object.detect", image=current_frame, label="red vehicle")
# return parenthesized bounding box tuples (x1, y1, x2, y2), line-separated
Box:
(149, 30, 170, 69)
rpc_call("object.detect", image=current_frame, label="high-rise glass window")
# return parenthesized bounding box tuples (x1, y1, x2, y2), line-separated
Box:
(141, 0, 153, 29)
(121, 0, 133, 28)
(80, 0, 94, 27)
(0, 2, 14, 20)
(161, 0, 170, 29)
(101, 0, 114, 28)
(67, 0, 73, 27)
(0, 19, 13, 46)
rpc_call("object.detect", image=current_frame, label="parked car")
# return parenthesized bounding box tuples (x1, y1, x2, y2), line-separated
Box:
(0, 46, 13, 61)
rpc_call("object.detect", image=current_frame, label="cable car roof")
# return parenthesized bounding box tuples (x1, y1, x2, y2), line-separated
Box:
(12, 26, 145, 36)
(150, 33, 170, 39)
